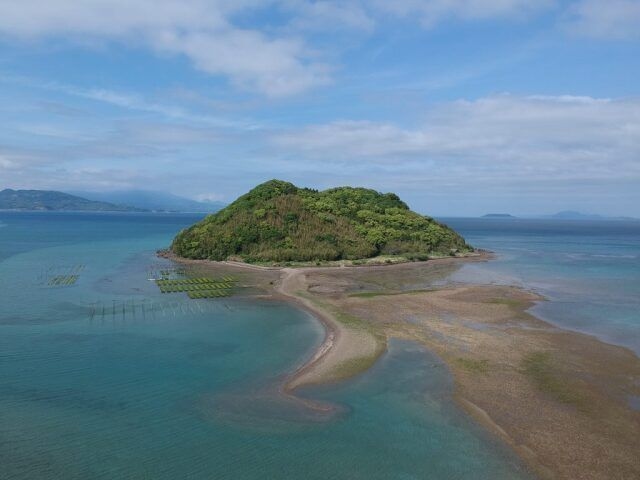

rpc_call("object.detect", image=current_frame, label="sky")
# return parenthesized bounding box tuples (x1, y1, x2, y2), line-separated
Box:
(0, 0, 639, 217)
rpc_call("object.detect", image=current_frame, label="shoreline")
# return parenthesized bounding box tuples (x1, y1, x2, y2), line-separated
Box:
(164, 251, 640, 479)
(274, 268, 340, 393)
(163, 252, 487, 390)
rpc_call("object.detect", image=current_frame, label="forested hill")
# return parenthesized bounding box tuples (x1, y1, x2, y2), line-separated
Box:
(172, 180, 471, 263)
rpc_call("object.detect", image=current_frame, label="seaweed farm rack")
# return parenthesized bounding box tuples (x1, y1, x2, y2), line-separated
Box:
(38, 264, 85, 288)
(154, 276, 237, 299)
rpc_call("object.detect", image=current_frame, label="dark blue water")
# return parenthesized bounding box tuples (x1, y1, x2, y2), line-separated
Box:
(441, 218, 640, 354)
(0, 212, 529, 479)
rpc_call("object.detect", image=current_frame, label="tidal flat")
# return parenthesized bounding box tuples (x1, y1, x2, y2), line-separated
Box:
(180, 254, 640, 480)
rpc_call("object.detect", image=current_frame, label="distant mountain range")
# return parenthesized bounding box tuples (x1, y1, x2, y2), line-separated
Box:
(1, 188, 226, 213)
(71, 190, 225, 213)
(0, 189, 142, 212)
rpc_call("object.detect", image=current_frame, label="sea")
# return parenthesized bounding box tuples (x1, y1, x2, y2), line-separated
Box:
(0, 212, 637, 479)
(442, 218, 640, 356)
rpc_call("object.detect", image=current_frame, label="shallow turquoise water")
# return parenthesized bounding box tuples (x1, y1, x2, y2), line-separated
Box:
(442, 218, 640, 354)
(0, 212, 529, 479)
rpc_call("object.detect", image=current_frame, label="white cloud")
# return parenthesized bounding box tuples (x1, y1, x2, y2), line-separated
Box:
(195, 192, 225, 202)
(152, 28, 330, 97)
(0, 148, 50, 177)
(0, 73, 256, 129)
(272, 94, 640, 182)
(565, 0, 640, 40)
(371, 0, 556, 27)
(3, 94, 638, 213)
(0, 0, 600, 99)
(283, 1, 375, 32)
(0, 0, 328, 97)
(0, 154, 15, 169)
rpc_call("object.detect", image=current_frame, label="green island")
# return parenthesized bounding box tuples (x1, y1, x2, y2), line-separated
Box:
(171, 179, 471, 263)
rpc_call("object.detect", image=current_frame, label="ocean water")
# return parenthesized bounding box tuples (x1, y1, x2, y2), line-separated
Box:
(441, 218, 640, 355)
(0, 212, 529, 480)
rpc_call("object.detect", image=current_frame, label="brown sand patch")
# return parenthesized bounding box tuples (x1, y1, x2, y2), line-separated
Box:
(333, 284, 640, 480)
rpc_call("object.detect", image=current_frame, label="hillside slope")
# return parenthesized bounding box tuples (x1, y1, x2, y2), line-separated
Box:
(172, 180, 471, 262)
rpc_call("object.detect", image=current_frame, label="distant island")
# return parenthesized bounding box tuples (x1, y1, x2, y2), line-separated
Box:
(482, 213, 516, 218)
(540, 211, 638, 221)
(547, 210, 626, 220)
(71, 189, 225, 213)
(479, 211, 638, 221)
(0, 189, 143, 212)
(172, 180, 471, 263)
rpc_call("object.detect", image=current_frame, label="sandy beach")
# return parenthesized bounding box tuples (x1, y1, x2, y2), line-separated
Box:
(167, 253, 640, 480)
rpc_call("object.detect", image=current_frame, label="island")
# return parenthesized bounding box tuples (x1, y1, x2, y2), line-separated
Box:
(167, 180, 640, 480)
(172, 180, 471, 263)
(0, 189, 144, 212)
(71, 189, 226, 213)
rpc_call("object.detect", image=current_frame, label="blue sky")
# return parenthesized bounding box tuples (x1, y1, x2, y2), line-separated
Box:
(0, 0, 639, 216)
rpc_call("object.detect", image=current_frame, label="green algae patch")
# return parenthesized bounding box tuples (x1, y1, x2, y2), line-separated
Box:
(332, 354, 383, 381)
(348, 291, 392, 298)
(485, 298, 525, 308)
(521, 351, 587, 409)
(456, 357, 490, 374)
(349, 288, 435, 299)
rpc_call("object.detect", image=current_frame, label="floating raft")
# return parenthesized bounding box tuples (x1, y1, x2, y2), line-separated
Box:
(41, 264, 85, 288)
(48, 274, 79, 286)
(155, 277, 236, 298)
(146, 265, 186, 281)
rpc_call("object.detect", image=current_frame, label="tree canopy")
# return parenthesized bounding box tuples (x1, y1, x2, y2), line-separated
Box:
(172, 180, 472, 262)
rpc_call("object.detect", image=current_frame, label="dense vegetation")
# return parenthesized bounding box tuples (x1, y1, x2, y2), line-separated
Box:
(0, 189, 142, 212)
(172, 180, 472, 263)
